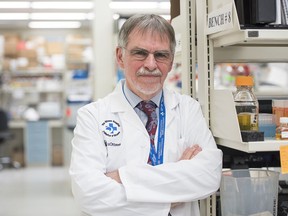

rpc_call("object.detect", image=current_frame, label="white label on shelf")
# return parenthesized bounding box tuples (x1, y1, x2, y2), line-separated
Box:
(207, 3, 233, 35)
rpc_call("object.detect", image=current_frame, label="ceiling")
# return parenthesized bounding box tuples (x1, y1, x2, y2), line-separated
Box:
(0, 0, 170, 30)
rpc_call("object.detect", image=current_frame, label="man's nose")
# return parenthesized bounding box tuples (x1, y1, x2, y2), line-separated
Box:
(143, 53, 157, 71)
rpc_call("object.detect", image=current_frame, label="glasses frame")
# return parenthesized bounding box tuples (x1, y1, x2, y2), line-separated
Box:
(121, 47, 173, 64)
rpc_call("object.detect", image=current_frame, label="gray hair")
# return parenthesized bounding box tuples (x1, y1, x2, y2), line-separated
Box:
(118, 14, 176, 54)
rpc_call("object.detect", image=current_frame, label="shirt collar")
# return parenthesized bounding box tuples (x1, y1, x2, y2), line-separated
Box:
(123, 80, 162, 108)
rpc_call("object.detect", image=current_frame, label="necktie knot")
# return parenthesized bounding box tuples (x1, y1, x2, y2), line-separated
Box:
(137, 100, 157, 117)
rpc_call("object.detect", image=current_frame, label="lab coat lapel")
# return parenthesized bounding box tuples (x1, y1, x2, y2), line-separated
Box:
(163, 88, 178, 127)
(109, 81, 148, 136)
(109, 82, 150, 163)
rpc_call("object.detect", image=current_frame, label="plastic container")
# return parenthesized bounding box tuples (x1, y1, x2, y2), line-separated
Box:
(275, 117, 288, 140)
(272, 99, 288, 127)
(220, 169, 279, 216)
(258, 113, 276, 138)
(234, 76, 259, 131)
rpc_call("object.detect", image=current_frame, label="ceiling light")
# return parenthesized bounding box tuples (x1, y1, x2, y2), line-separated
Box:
(0, 2, 30, 9)
(158, 2, 170, 10)
(30, 13, 87, 20)
(31, 1, 93, 10)
(86, 13, 94, 20)
(28, 21, 82, 29)
(109, 2, 158, 9)
(0, 13, 29, 20)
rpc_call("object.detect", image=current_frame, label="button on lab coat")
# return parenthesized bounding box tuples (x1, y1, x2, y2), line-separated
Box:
(69, 80, 222, 216)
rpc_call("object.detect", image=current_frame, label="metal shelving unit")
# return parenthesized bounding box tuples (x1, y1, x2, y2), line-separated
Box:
(191, 0, 288, 215)
(196, 0, 288, 154)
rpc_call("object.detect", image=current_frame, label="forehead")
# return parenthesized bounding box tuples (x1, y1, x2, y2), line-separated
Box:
(127, 28, 170, 49)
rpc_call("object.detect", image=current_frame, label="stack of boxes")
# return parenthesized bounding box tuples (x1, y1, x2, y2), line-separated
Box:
(2, 34, 65, 72)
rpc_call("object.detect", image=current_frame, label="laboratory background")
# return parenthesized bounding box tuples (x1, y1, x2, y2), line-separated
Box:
(0, 0, 288, 215)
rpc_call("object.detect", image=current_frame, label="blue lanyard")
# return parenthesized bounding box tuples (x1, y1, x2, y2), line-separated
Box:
(150, 94, 166, 166)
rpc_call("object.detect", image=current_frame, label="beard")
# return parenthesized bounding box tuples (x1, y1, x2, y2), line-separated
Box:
(132, 67, 163, 96)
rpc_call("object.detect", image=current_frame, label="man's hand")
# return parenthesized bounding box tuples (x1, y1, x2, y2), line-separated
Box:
(106, 170, 122, 183)
(179, 144, 202, 161)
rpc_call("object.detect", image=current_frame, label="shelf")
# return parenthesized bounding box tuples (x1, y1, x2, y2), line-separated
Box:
(207, 0, 288, 47)
(210, 29, 288, 47)
(210, 89, 287, 153)
(214, 86, 288, 99)
(10, 69, 64, 77)
(66, 38, 92, 45)
(9, 120, 63, 129)
(215, 137, 288, 153)
(214, 46, 288, 63)
(3, 87, 63, 93)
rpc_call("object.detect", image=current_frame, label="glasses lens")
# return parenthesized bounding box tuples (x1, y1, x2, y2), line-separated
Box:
(154, 51, 171, 63)
(128, 48, 171, 63)
(133, 49, 148, 60)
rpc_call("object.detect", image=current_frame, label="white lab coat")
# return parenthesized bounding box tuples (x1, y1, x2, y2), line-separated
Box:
(69, 80, 222, 216)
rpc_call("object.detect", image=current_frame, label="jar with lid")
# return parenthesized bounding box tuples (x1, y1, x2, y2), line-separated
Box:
(275, 117, 288, 140)
(234, 76, 259, 131)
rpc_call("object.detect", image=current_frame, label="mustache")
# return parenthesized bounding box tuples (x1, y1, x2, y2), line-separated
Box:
(136, 68, 162, 77)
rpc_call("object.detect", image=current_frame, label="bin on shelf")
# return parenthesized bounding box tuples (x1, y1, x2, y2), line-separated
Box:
(220, 169, 279, 216)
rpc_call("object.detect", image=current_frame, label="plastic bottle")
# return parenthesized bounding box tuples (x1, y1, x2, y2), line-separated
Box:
(234, 76, 259, 131)
(272, 99, 288, 127)
(275, 117, 288, 140)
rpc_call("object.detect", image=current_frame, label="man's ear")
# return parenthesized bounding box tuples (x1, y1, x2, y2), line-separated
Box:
(116, 47, 124, 69)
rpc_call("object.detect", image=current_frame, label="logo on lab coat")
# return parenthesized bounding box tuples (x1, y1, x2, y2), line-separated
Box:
(102, 120, 120, 137)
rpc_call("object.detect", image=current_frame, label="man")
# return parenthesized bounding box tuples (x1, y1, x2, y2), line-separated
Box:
(69, 14, 222, 216)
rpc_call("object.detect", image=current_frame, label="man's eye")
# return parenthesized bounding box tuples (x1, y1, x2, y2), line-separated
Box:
(154, 52, 169, 59)
(133, 50, 148, 57)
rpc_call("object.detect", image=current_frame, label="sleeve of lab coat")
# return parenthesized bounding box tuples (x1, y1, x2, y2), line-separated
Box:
(69, 105, 170, 215)
(118, 97, 223, 203)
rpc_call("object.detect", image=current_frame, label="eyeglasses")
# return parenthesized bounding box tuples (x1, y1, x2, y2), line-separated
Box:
(122, 47, 172, 64)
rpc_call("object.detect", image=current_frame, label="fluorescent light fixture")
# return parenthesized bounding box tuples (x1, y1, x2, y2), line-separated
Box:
(28, 21, 81, 29)
(31, 1, 93, 10)
(0, 13, 29, 20)
(109, 2, 158, 9)
(109, 2, 170, 10)
(86, 13, 94, 20)
(158, 2, 170, 10)
(30, 13, 87, 20)
(0, 1, 30, 9)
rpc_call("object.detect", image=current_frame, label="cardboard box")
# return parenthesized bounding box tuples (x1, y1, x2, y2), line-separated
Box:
(18, 49, 37, 59)
(4, 42, 18, 57)
(4, 34, 20, 44)
(46, 42, 64, 55)
(67, 44, 85, 55)
(2, 58, 11, 71)
(4, 34, 20, 57)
